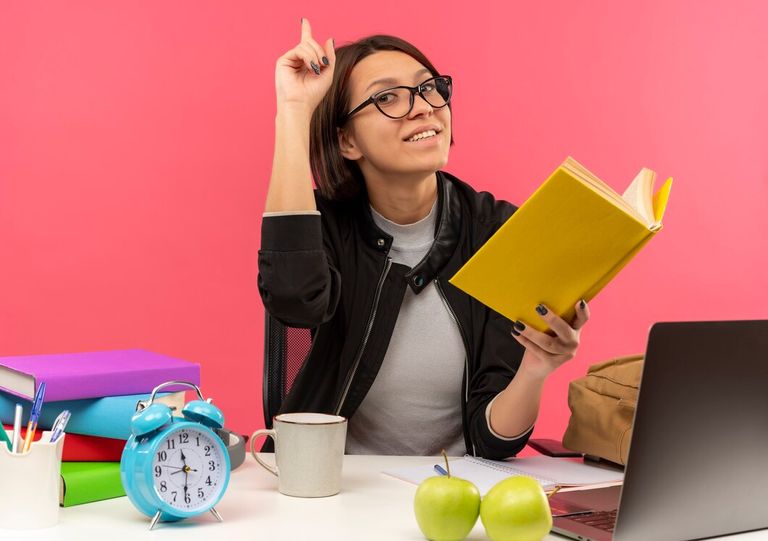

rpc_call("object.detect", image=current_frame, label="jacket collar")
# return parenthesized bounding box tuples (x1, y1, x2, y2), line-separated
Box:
(358, 171, 462, 293)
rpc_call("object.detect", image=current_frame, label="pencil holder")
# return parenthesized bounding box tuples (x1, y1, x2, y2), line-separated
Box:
(0, 430, 65, 530)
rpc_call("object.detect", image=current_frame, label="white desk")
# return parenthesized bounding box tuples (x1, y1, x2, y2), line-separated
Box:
(7, 454, 768, 540)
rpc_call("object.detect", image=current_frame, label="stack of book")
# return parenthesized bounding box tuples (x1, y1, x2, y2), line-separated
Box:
(0, 350, 200, 507)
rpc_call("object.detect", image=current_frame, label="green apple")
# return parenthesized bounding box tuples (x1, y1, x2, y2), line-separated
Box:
(413, 457, 480, 541)
(480, 476, 553, 541)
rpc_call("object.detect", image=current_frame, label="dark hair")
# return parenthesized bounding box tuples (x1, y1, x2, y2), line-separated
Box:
(309, 35, 452, 201)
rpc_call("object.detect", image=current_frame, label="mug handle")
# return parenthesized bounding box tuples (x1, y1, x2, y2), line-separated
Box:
(250, 429, 278, 476)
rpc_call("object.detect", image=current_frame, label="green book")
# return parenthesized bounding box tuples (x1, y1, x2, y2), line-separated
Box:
(59, 462, 126, 507)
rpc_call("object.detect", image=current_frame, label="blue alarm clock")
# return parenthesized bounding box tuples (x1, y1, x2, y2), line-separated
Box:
(120, 381, 231, 530)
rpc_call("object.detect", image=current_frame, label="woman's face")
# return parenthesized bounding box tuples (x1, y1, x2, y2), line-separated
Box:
(339, 51, 451, 180)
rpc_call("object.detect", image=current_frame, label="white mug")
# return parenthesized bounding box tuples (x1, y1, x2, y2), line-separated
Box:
(250, 412, 347, 497)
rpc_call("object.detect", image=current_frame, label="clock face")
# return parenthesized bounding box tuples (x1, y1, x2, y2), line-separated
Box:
(151, 425, 227, 512)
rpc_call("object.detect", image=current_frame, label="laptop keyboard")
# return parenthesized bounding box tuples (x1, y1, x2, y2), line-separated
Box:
(568, 509, 618, 532)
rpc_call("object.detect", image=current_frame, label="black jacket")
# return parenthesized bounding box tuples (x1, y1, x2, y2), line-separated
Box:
(258, 170, 532, 459)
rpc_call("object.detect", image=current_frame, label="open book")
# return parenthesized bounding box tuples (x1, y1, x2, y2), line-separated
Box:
(449, 157, 673, 332)
(384, 455, 624, 496)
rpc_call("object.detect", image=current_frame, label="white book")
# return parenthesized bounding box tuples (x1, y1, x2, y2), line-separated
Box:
(383, 455, 624, 495)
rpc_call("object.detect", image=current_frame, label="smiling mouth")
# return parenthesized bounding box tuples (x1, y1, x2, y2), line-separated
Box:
(405, 129, 440, 142)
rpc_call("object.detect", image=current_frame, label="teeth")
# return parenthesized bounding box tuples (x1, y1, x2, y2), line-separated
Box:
(407, 129, 437, 142)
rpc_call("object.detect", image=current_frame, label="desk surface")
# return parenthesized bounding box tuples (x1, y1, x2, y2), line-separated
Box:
(7, 454, 768, 540)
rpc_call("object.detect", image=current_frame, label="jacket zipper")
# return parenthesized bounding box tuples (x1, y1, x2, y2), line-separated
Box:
(334, 257, 392, 415)
(434, 278, 476, 456)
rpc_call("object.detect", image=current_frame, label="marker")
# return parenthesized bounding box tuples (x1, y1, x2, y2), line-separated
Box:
(11, 404, 23, 453)
(434, 464, 448, 476)
(0, 423, 11, 451)
(22, 382, 46, 453)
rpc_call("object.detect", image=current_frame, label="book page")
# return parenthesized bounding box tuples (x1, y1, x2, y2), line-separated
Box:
(622, 168, 657, 226)
(383, 455, 624, 496)
(465, 455, 624, 488)
(0, 366, 35, 400)
(383, 459, 556, 494)
(561, 158, 645, 222)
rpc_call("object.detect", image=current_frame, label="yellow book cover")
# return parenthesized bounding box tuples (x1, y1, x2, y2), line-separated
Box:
(449, 157, 672, 332)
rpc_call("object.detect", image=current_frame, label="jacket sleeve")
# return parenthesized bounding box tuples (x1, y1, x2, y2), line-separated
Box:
(465, 195, 533, 459)
(467, 308, 534, 459)
(257, 213, 341, 328)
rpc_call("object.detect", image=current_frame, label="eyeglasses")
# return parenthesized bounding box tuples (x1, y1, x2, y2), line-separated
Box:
(342, 75, 452, 123)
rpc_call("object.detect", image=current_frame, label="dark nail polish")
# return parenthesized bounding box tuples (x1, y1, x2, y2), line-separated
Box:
(513, 321, 526, 332)
(511, 327, 520, 337)
(322, 56, 329, 66)
(535, 304, 548, 316)
(310, 61, 320, 75)
(579, 299, 586, 310)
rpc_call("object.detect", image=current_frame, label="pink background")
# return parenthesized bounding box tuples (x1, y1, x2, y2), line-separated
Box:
(1, 1, 766, 444)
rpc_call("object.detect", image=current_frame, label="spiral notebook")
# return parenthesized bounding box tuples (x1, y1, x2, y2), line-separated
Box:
(384, 455, 623, 495)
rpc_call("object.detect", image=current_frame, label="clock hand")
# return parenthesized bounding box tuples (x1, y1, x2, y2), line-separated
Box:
(170, 466, 198, 475)
(182, 455, 190, 496)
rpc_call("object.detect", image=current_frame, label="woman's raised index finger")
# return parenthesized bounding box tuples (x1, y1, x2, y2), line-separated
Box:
(301, 17, 313, 41)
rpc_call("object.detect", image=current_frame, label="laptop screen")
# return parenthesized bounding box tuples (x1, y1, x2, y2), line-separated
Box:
(611, 321, 768, 541)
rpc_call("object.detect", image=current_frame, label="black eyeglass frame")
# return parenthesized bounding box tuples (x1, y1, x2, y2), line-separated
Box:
(341, 75, 453, 124)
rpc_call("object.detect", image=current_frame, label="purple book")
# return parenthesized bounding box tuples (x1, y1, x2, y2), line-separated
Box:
(0, 349, 201, 401)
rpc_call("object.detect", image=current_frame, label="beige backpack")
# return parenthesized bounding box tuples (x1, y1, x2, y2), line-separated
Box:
(562, 354, 643, 466)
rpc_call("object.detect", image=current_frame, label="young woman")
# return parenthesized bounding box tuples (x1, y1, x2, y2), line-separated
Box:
(258, 19, 590, 459)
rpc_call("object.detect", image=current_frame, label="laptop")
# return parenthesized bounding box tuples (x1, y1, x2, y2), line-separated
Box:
(550, 320, 768, 541)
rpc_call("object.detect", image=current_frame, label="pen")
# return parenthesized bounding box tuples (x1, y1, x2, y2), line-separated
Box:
(49, 410, 71, 443)
(434, 464, 448, 476)
(12, 404, 23, 453)
(22, 382, 46, 453)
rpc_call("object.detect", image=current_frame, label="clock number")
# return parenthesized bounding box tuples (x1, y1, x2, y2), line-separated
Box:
(196, 435, 200, 446)
(204, 445, 211, 456)
(157, 451, 167, 462)
(208, 460, 216, 471)
(184, 492, 191, 504)
(159, 481, 167, 493)
(179, 432, 189, 444)
(154, 465, 162, 477)
(172, 491, 178, 502)
(167, 439, 176, 450)
(197, 488, 204, 499)
(205, 476, 212, 486)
